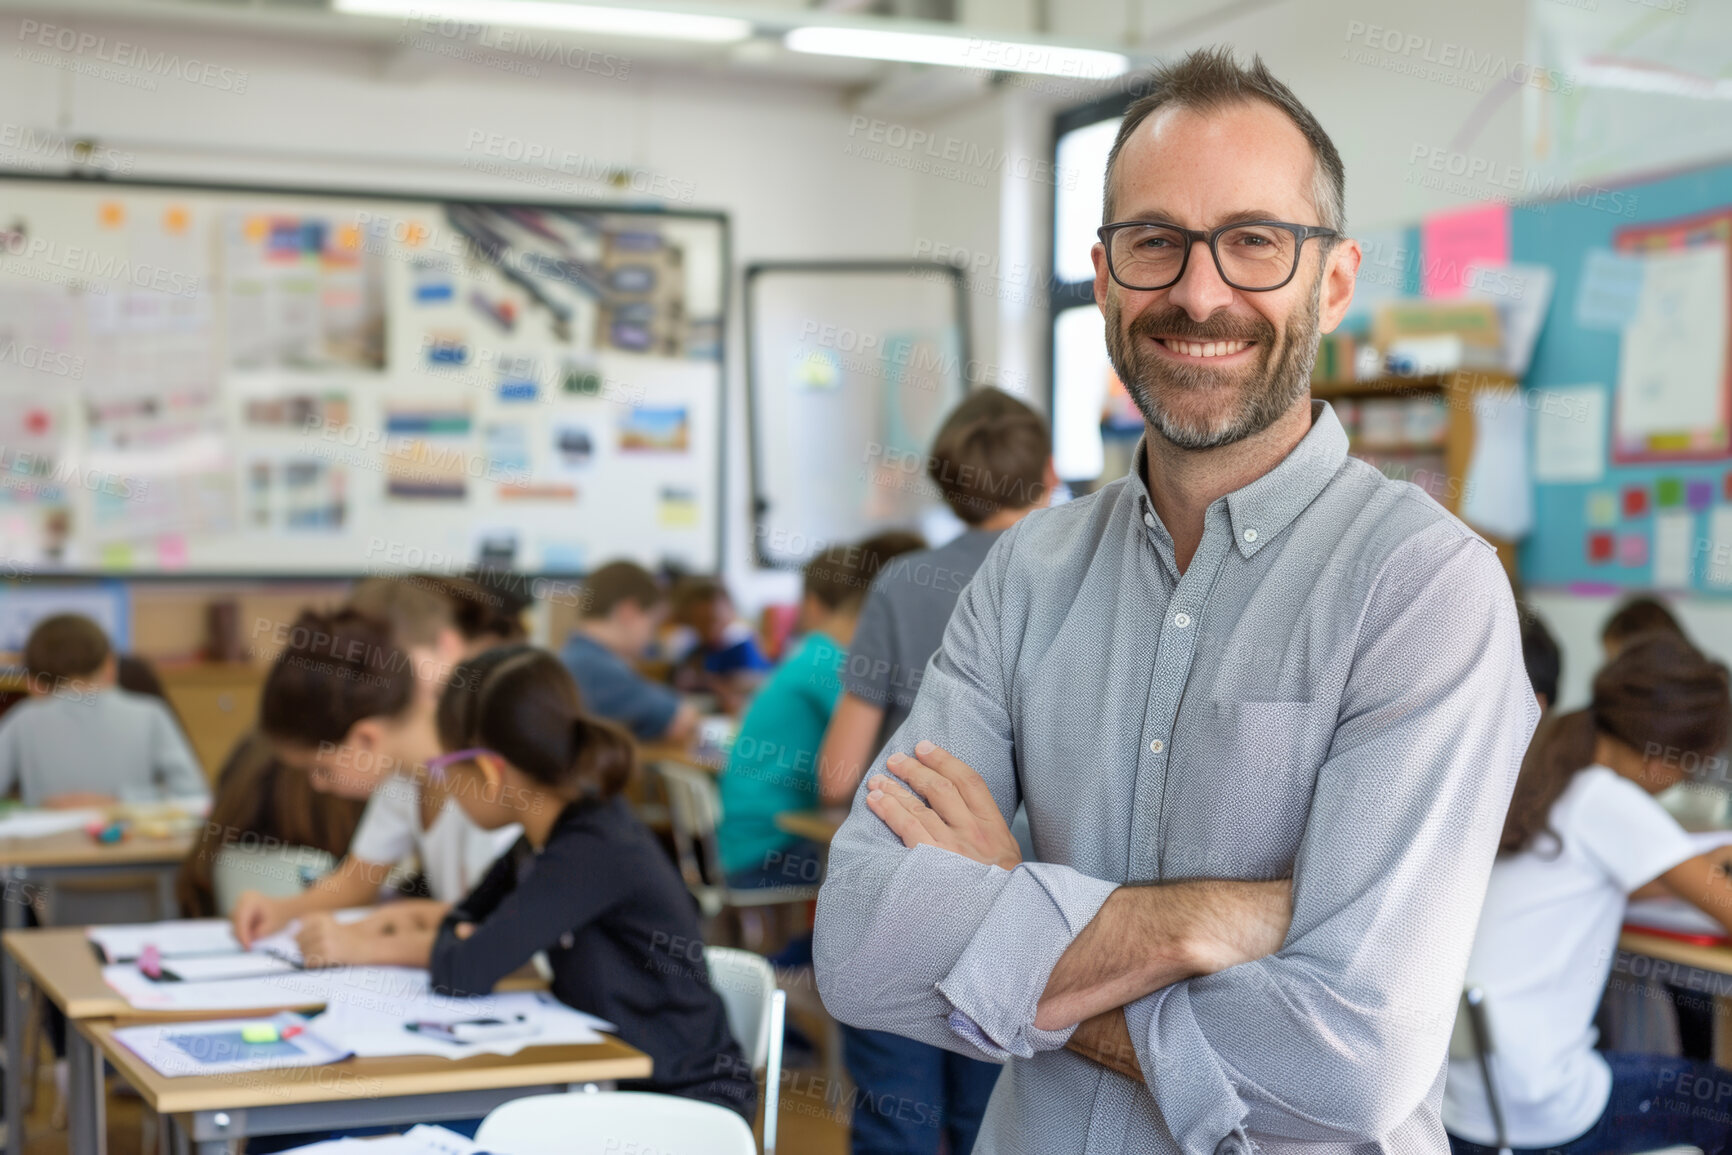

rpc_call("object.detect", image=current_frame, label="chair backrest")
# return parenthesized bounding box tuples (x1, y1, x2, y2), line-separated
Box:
(705, 946, 774, 1071)
(655, 762, 728, 891)
(211, 845, 337, 916)
(475, 1091, 756, 1155)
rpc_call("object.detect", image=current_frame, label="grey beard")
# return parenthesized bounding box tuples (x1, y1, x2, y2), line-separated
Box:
(1105, 285, 1322, 451)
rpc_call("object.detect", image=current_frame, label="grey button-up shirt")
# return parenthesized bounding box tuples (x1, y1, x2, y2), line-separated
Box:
(814, 401, 1538, 1154)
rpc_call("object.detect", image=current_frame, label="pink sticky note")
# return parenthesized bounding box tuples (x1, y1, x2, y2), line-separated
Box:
(1421, 203, 1510, 298)
(1618, 533, 1648, 567)
(157, 534, 188, 570)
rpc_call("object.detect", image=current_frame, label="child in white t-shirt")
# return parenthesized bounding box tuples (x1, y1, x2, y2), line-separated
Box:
(230, 606, 519, 966)
(1445, 631, 1732, 1155)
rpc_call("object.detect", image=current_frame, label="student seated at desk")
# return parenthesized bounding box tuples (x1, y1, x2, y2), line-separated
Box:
(559, 560, 700, 744)
(427, 645, 754, 1118)
(662, 576, 771, 715)
(0, 613, 205, 808)
(231, 609, 518, 966)
(717, 530, 923, 888)
(1444, 632, 1732, 1155)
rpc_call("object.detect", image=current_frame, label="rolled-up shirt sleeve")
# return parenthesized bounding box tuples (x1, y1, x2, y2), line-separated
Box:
(1124, 527, 1539, 1152)
(815, 526, 1119, 1061)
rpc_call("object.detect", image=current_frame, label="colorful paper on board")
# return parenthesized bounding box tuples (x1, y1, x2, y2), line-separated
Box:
(1422, 204, 1510, 298)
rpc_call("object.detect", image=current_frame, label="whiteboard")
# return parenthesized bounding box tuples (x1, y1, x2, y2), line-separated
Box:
(746, 262, 969, 568)
(0, 177, 726, 576)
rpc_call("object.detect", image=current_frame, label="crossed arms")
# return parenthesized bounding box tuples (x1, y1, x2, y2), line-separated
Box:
(812, 524, 1539, 1150)
(865, 743, 1291, 1081)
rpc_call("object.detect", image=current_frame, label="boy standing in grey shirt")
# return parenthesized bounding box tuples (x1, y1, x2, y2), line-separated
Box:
(814, 387, 1056, 1155)
(0, 614, 206, 807)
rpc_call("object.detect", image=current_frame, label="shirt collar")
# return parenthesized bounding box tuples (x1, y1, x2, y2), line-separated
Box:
(1129, 399, 1350, 560)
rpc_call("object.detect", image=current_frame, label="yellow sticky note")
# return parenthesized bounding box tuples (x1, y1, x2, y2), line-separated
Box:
(1586, 491, 1618, 527)
(163, 206, 189, 235)
(99, 542, 133, 569)
(98, 202, 125, 229)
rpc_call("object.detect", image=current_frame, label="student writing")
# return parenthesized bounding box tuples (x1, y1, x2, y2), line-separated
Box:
(559, 560, 700, 743)
(231, 609, 518, 966)
(1444, 632, 1732, 1155)
(426, 645, 755, 1117)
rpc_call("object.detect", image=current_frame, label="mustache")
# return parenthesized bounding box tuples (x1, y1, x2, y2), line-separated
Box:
(1127, 308, 1275, 345)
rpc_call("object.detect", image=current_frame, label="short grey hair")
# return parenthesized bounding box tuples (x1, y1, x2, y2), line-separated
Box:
(1103, 47, 1346, 234)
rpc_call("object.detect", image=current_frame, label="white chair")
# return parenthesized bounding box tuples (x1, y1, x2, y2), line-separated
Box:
(1451, 987, 1701, 1155)
(706, 946, 786, 1155)
(653, 762, 819, 917)
(475, 1091, 756, 1155)
(211, 845, 336, 916)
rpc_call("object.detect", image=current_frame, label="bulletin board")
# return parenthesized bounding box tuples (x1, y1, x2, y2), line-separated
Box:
(0, 175, 728, 576)
(745, 261, 970, 569)
(1517, 158, 1732, 594)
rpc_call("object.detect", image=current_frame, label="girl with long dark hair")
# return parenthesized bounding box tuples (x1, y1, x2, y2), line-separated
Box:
(1445, 631, 1732, 1154)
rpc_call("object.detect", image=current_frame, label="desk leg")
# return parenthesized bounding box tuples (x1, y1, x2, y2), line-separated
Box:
(67, 1022, 106, 1155)
(1714, 994, 1732, 1069)
(3, 868, 25, 1155)
(154, 868, 177, 921)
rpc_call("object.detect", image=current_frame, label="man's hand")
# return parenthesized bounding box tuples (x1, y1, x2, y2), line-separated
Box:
(1066, 1010, 1142, 1081)
(866, 740, 1021, 871)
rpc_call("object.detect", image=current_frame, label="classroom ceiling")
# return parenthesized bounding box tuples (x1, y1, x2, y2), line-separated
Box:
(0, 0, 1276, 102)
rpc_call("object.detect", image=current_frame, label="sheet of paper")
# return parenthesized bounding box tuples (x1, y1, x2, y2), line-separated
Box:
(1576, 249, 1647, 332)
(1653, 510, 1694, 591)
(1461, 388, 1534, 539)
(1532, 384, 1607, 483)
(1709, 507, 1732, 590)
(1616, 244, 1729, 439)
(249, 908, 384, 966)
(0, 810, 105, 840)
(277, 1126, 491, 1155)
(113, 1012, 349, 1078)
(161, 954, 299, 983)
(104, 962, 430, 1012)
(1465, 263, 1554, 376)
(1626, 896, 1727, 938)
(309, 989, 613, 1059)
(1422, 203, 1510, 298)
(88, 920, 240, 964)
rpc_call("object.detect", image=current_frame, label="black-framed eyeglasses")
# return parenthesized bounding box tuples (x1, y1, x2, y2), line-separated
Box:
(1096, 220, 1340, 293)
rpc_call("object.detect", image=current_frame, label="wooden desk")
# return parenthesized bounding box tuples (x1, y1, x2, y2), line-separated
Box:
(1, 831, 192, 1155)
(640, 740, 726, 774)
(775, 809, 847, 846)
(82, 1015, 651, 1155)
(6, 924, 605, 1155)
(1618, 930, 1732, 1067)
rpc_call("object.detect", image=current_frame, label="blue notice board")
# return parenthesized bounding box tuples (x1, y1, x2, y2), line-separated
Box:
(1514, 160, 1732, 592)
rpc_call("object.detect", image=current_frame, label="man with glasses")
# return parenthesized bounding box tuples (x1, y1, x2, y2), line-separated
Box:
(816, 47, 1536, 1154)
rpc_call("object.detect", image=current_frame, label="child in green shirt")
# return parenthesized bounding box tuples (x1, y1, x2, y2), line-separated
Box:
(718, 530, 923, 886)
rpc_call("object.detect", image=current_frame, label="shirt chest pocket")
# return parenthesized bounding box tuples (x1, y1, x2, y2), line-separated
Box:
(1163, 699, 1337, 878)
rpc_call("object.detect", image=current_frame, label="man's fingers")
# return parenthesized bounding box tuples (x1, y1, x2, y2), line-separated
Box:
(866, 775, 947, 846)
(889, 752, 971, 825)
(912, 741, 1001, 817)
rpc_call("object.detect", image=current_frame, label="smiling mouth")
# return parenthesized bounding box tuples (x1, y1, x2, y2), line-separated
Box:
(1153, 338, 1254, 358)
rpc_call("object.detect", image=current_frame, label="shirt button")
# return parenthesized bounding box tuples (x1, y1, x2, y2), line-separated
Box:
(1173, 612, 1191, 628)
(1143, 512, 1156, 528)
(1150, 739, 1164, 753)
(1243, 528, 1258, 543)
